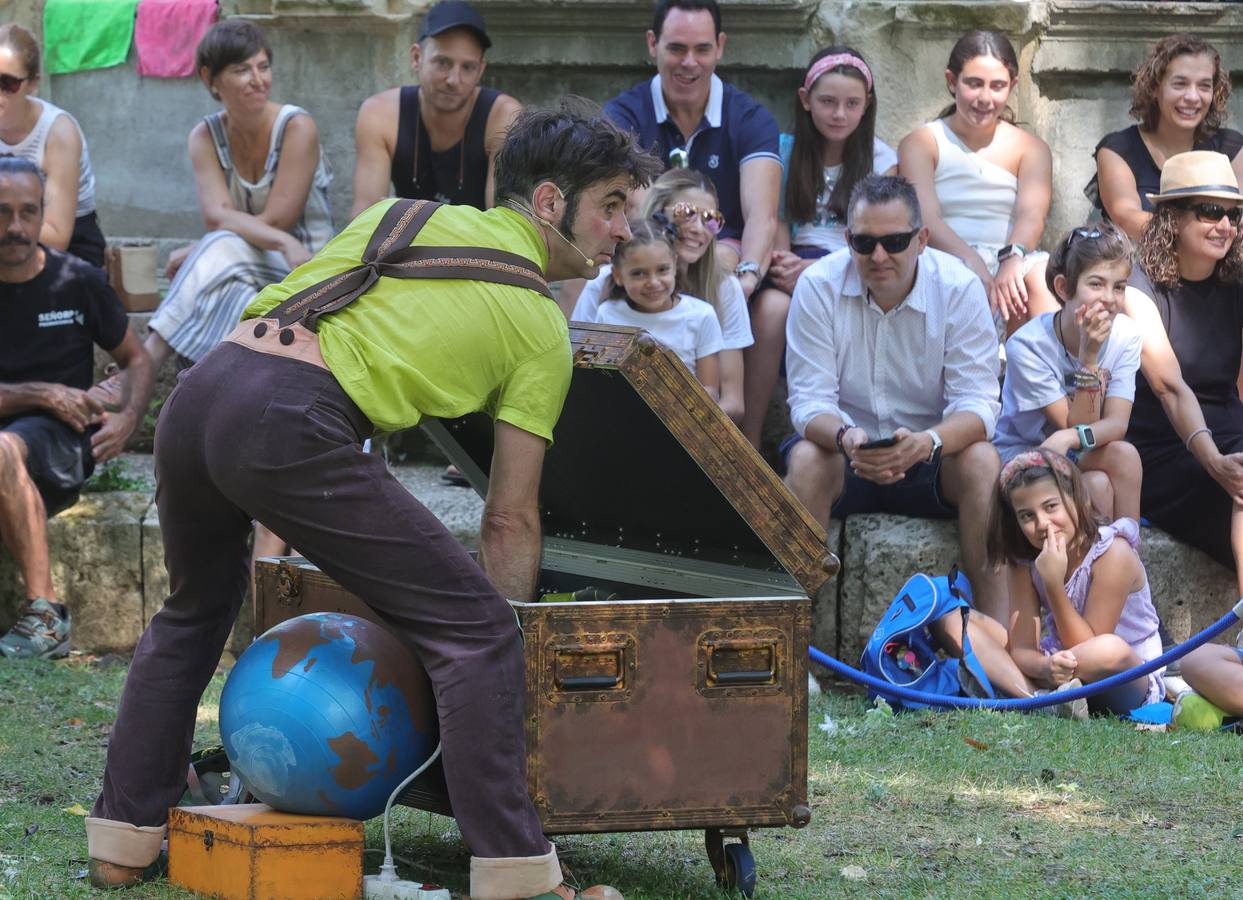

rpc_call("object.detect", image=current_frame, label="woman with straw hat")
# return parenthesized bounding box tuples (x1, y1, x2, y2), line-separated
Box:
(1123, 150, 1243, 590)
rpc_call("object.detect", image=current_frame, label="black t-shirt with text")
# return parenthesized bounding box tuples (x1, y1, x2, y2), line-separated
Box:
(0, 248, 128, 391)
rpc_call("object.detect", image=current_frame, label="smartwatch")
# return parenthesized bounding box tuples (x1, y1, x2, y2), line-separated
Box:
(1075, 424, 1097, 451)
(734, 261, 761, 279)
(998, 243, 1028, 262)
(925, 429, 943, 465)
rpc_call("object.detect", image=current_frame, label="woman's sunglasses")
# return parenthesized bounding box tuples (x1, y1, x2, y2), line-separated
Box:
(1179, 201, 1243, 226)
(846, 229, 919, 255)
(669, 202, 725, 235)
(0, 74, 28, 94)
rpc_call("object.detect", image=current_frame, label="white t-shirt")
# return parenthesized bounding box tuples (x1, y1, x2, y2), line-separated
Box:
(994, 311, 1143, 462)
(571, 264, 753, 350)
(779, 134, 898, 252)
(594, 293, 725, 374)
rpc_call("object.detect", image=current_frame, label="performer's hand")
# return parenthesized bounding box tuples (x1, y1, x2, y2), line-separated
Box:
(1047, 649, 1078, 685)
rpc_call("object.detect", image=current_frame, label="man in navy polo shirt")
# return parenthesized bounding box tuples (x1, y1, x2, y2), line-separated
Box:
(604, 0, 780, 299)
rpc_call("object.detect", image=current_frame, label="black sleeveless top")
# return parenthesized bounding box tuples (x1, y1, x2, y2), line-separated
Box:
(391, 85, 498, 210)
(1089, 125, 1243, 214)
(1127, 264, 1243, 448)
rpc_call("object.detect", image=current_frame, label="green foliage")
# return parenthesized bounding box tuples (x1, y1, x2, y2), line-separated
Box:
(82, 460, 152, 494)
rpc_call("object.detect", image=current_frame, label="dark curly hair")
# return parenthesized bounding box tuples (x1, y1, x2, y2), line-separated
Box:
(1138, 201, 1243, 289)
(1130, 34, 1231, 144)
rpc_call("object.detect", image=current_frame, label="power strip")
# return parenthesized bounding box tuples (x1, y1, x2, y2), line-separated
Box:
(363, 874, 452, 899)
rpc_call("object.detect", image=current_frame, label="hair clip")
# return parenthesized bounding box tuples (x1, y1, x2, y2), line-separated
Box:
(651, 210, 680, 242)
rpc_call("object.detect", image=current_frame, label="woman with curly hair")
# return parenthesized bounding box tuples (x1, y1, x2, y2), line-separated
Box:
(1092, 33, 1242, 241)
(1123, 151, 1243, 591)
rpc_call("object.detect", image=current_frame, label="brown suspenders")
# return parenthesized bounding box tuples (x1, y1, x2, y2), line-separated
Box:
(263, 199, 554, 339)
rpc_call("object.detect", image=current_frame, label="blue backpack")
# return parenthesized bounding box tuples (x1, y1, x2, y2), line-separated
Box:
(859, 566, 995, 710)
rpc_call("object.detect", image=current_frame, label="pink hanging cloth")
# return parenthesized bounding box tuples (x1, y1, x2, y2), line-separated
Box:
(134, 0, 219, 78)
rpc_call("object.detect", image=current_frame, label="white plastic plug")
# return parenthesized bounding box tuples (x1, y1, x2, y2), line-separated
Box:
(363, 874, 451, 899)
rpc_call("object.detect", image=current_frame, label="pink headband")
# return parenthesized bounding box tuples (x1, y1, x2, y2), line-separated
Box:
(999, 450, 1075, 491)
(804, 53, 873, 93)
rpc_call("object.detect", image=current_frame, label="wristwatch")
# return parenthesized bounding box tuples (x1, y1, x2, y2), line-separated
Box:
(925, 429, 943, 465)
(998, 243, 1028, 262)
(734, 261, 761, 279)
(1075, 424, 1097, 451)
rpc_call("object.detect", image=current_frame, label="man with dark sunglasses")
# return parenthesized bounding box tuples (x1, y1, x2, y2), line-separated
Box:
(782, 174, 1009, 619)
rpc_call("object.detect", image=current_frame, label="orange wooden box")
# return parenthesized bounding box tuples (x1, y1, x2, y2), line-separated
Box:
(167, 803, 364, 900)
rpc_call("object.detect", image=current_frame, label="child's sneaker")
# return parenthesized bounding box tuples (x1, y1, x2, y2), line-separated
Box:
(1034, 678, 1089, 721)
(1173, 691, 1229, 732)
(0, 598, 71, 659)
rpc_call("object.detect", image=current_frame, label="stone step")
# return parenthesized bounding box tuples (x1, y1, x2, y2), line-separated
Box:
(5, 470, 1235, 665)
(0, 460, 485, 655)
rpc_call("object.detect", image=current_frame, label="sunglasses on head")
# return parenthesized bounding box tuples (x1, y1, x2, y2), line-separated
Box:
(669, 202, 724, 235)
(847, 229, 919, 255)
(0, 73, 28, 94)
(1063, 227, 1103, 250)
(1178, 201, 1243, 226)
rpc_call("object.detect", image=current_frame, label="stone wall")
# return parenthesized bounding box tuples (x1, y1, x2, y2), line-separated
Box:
(8, 0, 1243, 249)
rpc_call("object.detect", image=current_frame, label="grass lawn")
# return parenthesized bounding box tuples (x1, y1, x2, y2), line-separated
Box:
(1, 658, 1240, 899)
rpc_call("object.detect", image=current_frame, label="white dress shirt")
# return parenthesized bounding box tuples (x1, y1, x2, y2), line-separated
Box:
(785, 246, 1000, 440)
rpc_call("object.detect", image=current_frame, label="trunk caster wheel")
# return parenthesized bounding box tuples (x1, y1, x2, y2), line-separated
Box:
(722, 843, 756, 896)
(705, 828, 756, 896)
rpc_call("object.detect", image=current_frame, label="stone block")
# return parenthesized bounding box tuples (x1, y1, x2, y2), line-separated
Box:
(1137, 529, 1238, 645)
(836, 514, 960, 664)
(0, 492, 150, 654)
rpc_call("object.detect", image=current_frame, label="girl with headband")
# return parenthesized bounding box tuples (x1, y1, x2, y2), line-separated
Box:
(898, 30, 1059, 337)
(934, 448, 1163, 717)
(742, 45, 896, 449)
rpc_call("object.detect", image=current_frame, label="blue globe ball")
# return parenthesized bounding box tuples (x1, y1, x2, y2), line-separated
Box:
(220, 613, 438, 821)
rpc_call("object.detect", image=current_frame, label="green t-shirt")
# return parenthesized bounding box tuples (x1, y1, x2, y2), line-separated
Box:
(244, 202, 571, 441)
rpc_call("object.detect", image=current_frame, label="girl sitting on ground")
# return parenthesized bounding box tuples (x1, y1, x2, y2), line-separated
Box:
(594, 219, 723, 399)
(572, 170, 750, 418)
(742, 45, 896, 448)
(936, 449, 1164, 716)
(993, 224, 1144, 520)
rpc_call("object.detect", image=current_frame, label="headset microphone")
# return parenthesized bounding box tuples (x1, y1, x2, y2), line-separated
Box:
(505, 198, 596, 269)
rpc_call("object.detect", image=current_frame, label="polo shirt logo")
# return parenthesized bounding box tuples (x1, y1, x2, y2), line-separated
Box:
(37, 309, 82, 328)
(708, 154, 720, 169)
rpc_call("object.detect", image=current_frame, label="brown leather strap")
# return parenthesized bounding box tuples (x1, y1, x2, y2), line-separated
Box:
(267, 198, 553, 332)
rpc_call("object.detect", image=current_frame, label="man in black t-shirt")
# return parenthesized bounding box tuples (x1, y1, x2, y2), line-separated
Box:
(0, 156, 152, 659)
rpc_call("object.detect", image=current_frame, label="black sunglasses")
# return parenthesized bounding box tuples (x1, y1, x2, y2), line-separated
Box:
(0, 73, 28, 95)
(1179, 201, 1243, 226)
(847, 229, 919, 255)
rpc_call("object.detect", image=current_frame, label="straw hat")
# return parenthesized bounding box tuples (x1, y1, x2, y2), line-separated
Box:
(1146, 150, 1242, 204)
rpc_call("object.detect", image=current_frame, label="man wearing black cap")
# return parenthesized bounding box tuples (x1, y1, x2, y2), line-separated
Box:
(352, 0, 521, 216)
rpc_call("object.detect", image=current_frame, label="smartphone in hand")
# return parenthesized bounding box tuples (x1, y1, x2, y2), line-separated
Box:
(858, 436, 897, 450)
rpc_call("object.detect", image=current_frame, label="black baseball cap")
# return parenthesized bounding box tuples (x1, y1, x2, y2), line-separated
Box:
(417, 1, 492, 50)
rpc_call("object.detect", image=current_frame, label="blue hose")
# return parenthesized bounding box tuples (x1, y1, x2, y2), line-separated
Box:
(809, 598, 1243, 711)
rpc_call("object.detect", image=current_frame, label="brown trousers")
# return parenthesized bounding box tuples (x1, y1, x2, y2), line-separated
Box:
(91, 342, 550, 862)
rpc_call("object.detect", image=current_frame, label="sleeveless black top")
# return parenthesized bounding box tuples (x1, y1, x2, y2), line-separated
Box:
(391, 85, 498, 210)
(1127, 264, 1243, 448)
(1089, 125, 1243, 214)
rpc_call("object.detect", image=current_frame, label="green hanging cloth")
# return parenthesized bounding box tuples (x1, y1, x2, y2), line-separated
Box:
(44, 0, 139, 75)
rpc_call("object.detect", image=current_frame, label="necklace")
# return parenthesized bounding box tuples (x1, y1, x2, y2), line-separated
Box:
(1053, 310, 1078, 365)
(411, 88, 466, 196)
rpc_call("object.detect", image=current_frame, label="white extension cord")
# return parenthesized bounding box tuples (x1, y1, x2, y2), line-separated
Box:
(363, 742, 448, 900)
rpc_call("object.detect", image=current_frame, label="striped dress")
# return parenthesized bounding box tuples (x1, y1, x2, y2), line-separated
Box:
(149, 104, 334, 362)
